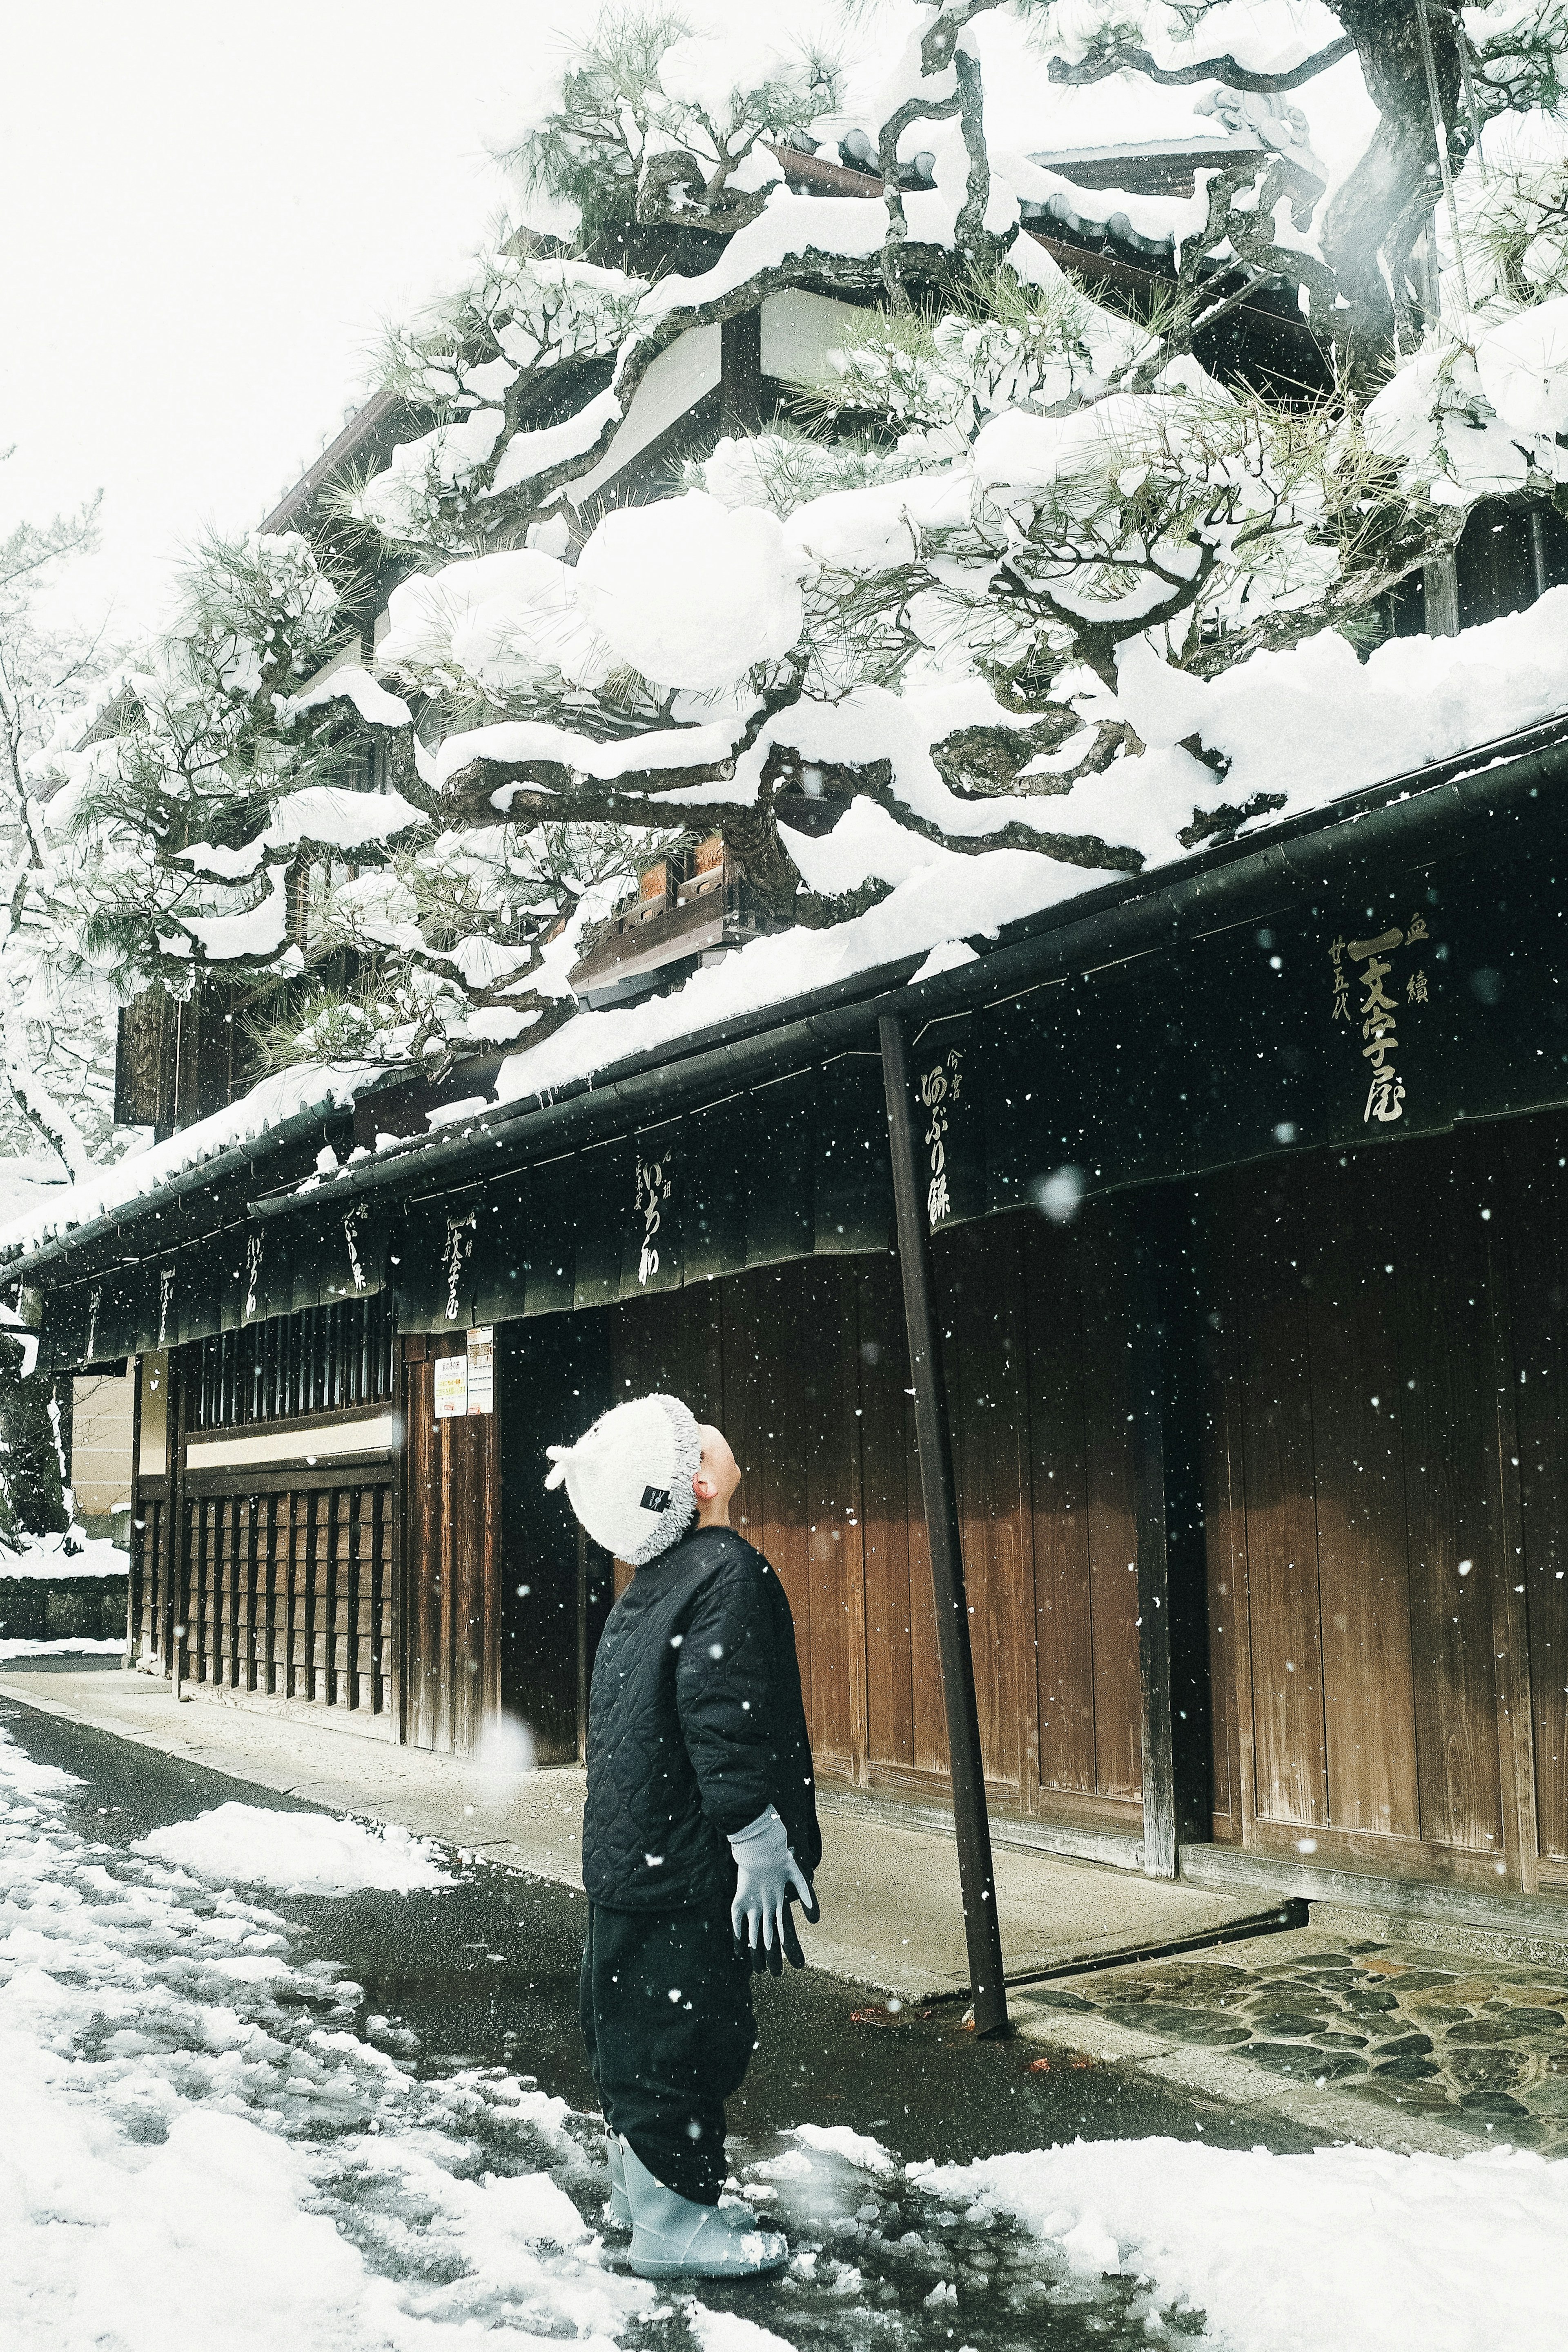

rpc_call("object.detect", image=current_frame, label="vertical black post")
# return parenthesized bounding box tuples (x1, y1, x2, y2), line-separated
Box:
(879, 1010, 1008, 2037)
(391, 1335, 410, 1745)
(576, 1522, 590, 1766)
(165, 1349, 189, 1699)
(1130, 1219, 1178, 1879)
(1128, 1189, 1214, 1881)
(1530, 511, 1550, 602)
(125, 1357, 144, 1670)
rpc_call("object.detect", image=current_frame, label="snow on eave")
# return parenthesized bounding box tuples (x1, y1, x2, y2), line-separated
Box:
(260, 382, 404, 537)
(18, 615, 1568, 1277)
(0, 1061, 388, 1269)
(1029, 138, 1264, 167)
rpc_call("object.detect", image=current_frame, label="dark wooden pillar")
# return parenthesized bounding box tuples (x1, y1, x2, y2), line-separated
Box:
(879, 1010, 1009, 2037)
(125, 1358, 144, 1669)
(164, 1347, 189, 1693)
(1129, 1190, 1214, 1880)
(1131, 1222, 1178, 1879)
(392, 1334, 415, 1745)
(500, 1315, 610, 1765)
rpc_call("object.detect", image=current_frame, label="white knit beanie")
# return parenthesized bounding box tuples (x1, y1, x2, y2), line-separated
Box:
(544, 1392, 702, 1565)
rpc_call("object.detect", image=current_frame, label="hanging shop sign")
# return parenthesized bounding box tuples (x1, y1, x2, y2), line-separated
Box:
(814, 1053, 893, 1257)
(625, 1120, 681, 1295)
(894, 796, 1568, 1217)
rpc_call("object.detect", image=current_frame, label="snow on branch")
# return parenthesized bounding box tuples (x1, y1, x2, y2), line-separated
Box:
(38, 2, 1568, 1117)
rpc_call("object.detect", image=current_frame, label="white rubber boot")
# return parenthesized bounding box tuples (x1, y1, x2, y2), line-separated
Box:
(606, 2130, 749, 2234)
(606, 2131, 631, 2229)
(620, 2138, 788, 2279)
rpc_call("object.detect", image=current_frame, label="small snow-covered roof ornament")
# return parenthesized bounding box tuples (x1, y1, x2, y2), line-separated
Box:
(545, 1392, 701, 1565)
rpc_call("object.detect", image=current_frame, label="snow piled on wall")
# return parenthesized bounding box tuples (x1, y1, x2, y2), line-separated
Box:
(1108, 586, 1568, 805)
(0, 1636, 124, 1660)
(919, 2137, 1568, 2352)
(136, 1802, 456, 1897)
(470, 592, 1568, 1109)
(0, 1531, 128, 1581)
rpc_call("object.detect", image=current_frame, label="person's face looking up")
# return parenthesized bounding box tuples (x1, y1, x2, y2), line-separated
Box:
(693, 1424, 741, 1525)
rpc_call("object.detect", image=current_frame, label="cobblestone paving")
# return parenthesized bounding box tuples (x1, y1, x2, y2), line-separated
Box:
(1016, 1929, 1568, 2149)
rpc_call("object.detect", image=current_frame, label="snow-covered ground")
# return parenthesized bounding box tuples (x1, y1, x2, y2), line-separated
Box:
(0, 1636, 123, 1661)
(138, 1802, 456, 1896)
(3, 1717, 1565, 2352)
(0, 1721, 650, 2352)
(922, 2140, 1568, 2352)
(0, 1529, 129, 1580)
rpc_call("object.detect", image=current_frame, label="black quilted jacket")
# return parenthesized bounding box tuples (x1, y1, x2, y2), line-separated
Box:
(582, 1525, 821, 1912)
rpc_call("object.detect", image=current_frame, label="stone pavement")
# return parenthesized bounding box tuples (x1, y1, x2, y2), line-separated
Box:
(1010, 1922, 1568, 2155)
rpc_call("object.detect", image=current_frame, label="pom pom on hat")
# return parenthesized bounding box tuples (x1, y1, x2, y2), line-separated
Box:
(544, 1392, 701, 1565)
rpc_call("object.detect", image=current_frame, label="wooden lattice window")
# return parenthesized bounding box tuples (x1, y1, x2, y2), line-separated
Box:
(193, 1293, 397, 1431)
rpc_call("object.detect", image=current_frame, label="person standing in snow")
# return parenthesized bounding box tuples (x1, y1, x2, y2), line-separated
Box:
(545, 1393, 821, 2281)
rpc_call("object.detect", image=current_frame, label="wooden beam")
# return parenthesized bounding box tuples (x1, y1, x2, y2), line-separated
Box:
(576, 1523, 590, 1766)
(721, 309, 763, 437)
(1484, 1210, 1540, 1892)
(1128, 1189, 1216, 1880)
(391, 1334, 419, 1744)
(879, 1010, 1009, 2038)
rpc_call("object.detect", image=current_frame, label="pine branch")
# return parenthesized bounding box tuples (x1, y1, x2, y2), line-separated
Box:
(1045, 35, 1355, 94)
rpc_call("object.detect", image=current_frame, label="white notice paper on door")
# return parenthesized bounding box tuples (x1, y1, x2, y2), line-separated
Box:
(433, 1354, 468, 1419)
(467, 1326, 494, 1415)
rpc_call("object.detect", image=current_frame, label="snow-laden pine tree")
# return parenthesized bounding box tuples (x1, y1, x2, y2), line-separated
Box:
(51, 0, 1568, 1090)
(0, 479, 131, 1177)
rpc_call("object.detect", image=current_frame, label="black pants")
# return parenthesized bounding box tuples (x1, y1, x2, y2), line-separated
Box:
(579, 1901, 757, 2204)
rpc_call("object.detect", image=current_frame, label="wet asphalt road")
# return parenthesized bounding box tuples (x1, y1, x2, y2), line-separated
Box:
(0, 1668, 1319, 2172)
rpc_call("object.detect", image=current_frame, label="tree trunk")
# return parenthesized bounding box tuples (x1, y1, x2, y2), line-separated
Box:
(1321, 1, 1462, 359)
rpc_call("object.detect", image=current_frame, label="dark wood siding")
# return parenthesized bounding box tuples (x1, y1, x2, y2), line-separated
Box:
(1203, 1131, 1547, 1887)
(193, 1295, 396, 1428)
(497, 1316, 611, 1765)
(603, 1212, 1145, 1832)
(1506, 1117, 1568, 1870)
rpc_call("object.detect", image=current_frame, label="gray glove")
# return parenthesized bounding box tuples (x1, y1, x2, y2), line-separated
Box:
(728, 1806, 817, 1974)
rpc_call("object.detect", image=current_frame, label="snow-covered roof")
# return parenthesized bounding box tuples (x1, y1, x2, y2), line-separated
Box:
(9, 591, 1568, 1278)
(0, 1064, 379, 1266)
(0, 1157, 74, 1229)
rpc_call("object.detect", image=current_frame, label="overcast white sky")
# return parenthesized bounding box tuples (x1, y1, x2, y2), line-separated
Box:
(4, 2, 1369, 649)
(0, 2, 590, 640)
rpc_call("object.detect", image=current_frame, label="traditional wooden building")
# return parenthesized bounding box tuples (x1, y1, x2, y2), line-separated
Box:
(23, 114, 1568, 2028)
(13, 708, 1568, 2018)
